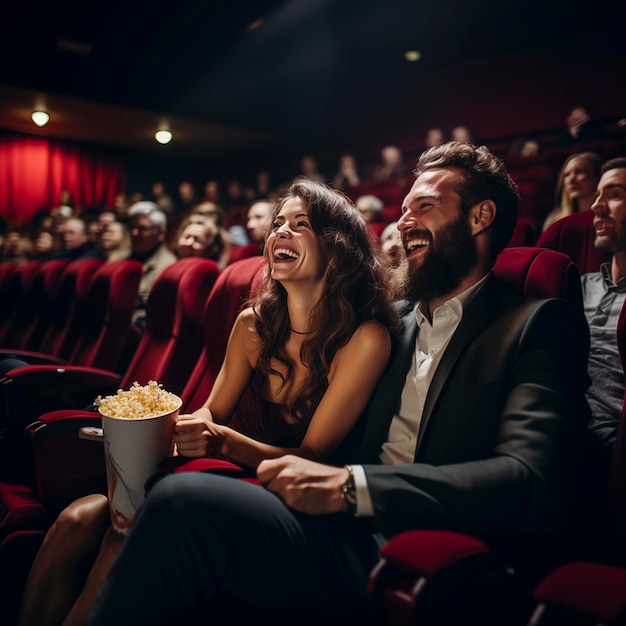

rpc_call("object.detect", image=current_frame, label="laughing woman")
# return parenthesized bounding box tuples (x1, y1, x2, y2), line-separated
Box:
(19, 178, 400, 626)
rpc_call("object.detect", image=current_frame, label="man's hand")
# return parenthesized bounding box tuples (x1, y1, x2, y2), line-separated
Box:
(257, 455, 350, 515)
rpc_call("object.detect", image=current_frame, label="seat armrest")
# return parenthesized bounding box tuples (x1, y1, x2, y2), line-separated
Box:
(0, 348, 66, 367)
(1, 365, 121, 433)
(27, 409, 106, 509)
(367, 530, 515, 626)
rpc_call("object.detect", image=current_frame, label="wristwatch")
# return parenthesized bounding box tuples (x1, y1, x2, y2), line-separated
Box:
(341, 465, 357, 515)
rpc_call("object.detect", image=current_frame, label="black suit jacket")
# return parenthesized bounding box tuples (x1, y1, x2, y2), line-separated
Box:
(350, 274, 591, 542)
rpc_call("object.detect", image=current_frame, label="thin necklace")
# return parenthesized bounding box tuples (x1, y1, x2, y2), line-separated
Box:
(290, 328, 311, 335)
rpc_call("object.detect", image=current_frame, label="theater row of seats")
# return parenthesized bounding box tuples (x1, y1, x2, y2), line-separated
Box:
(0, 207, 624, 624)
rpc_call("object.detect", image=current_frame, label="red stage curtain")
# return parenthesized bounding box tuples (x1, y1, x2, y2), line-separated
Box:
(0, 135, 127, 226)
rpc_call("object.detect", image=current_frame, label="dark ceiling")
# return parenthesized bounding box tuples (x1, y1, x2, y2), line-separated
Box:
(0, 0, 622, 160)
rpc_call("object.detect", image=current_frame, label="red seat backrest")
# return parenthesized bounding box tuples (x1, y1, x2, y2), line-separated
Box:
(121, 257, 220, 397)
(38, 258, 105, 360)
(66, 259, 142, 371)
(14, 259, 70, 351)
(536, 210, 611, 275)
(0, 261, 42, 348)
(180, 256, 267, 412)
(492, 246, 583, 309)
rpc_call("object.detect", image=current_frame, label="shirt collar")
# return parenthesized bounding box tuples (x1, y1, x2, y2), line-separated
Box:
(415, 273, 490, 326)
(600, 262, 626, 292)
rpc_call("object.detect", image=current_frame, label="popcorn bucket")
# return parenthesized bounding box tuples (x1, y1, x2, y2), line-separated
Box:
(99, 396, 182, 535)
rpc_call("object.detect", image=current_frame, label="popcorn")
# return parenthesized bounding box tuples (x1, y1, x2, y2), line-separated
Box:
(95, 380, 180, 419)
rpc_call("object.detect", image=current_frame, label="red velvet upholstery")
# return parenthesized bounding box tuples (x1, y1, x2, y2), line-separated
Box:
(14, 259, 70, 352)
(25, 257, 220, 508)
(531, 562, 626, 625)
(536, 209, 611, 275)
(0, 257, 105, 365)
(0, 258, 221, 619)
(0, 261, 43, 348)
(0, 259, 142, 437)
(367, 246, 584, 626)
(178, 255, 266, 412)
(492, 246, 583, 310)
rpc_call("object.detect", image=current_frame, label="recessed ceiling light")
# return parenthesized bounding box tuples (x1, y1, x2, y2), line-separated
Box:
(404, 50, 422, 62)
(31, 111, 50, 127)
(246, 18, 265, 32)
(155, 129, 173, 144)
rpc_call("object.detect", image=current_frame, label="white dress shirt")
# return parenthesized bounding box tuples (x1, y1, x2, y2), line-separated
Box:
(351, 275, 489, 516)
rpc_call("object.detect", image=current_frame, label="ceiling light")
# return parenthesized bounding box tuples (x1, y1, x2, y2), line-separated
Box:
(155, 129, 173, 144)
(32, 111, 50, 127)
(404, 50, 422, 62)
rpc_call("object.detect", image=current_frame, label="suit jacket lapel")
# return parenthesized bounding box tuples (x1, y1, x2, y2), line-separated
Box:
(416, 274, 502, 449)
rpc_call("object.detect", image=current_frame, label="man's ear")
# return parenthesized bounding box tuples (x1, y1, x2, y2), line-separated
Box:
(469, 200, 496, 235)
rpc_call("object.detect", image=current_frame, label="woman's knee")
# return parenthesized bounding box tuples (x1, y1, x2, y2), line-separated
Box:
(47, 495, 110, 550)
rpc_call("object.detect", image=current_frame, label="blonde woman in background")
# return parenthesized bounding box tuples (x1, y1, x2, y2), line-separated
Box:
(176, 214, 230, 269)
(541, 152, 603, 232)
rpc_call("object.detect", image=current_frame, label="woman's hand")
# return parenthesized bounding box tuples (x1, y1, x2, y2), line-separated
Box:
(174, 412, 229, 458)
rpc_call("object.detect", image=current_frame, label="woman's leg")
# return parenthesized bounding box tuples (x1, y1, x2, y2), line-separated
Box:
(84, 473, 379, 626)
(62, 527, 125, 626)
(18, 494, 110, 626)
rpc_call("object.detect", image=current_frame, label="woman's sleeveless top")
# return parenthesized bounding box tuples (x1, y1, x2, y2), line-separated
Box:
(229, 368, 327, 448)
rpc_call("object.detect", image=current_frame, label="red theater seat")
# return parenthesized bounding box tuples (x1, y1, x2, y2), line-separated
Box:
(536, 210, 610, 275)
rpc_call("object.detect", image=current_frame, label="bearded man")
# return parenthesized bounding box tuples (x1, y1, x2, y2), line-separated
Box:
(85, 143, 591, 626)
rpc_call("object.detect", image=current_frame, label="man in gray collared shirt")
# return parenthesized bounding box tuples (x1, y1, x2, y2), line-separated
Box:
(583, 157, 626, 455)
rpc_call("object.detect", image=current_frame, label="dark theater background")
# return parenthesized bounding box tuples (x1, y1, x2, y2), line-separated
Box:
(1, 0, 624, 226)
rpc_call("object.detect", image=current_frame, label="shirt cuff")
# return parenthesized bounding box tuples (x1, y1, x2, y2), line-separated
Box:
(350, 464, 374, 517)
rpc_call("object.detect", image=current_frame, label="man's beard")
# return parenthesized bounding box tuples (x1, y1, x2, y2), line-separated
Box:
(595, 223, 626, 255)
(393, 214, 478, 304)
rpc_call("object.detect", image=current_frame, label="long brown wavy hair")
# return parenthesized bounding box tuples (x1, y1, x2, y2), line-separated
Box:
(250, 178, 399, 421)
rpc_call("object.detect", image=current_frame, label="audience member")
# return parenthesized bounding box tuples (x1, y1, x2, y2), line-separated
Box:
(451, 125, 474, 144)
(82, 142, 591, 626)
(300, 155, 325, 183)
(0, 230, 33, 264)
(424, 127, 445, 149)
(99, 220, 132, 263)
(570, 157, 626, 560)
(177, 181, 197, 215)
(32, 229, 56, 260)
(176, 215, 229, 268)
(332, 153, 362, 190)
(150, 182, 174, 215)
(21, 178, 398, 626)
(255, 170, 273, 200)
(228, 199, 276, 263)
(583, 157, 626, 458)
(379, 221, 402, 268)
(223, 179, 246, 211)
(50, 217, 104, 261)
(519, 139, 540, 159)
(203, 180, 221, 204)
(246, 200, 276, 248)
(559, 104, 607, 146)
(127, 201, 177, 328)
(355, 194, 384, 224)
(542, 152, 603, 232)
(191, 201, 226, 229)
(112, 193, 131, 219)
(373, 145, 408, 180)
